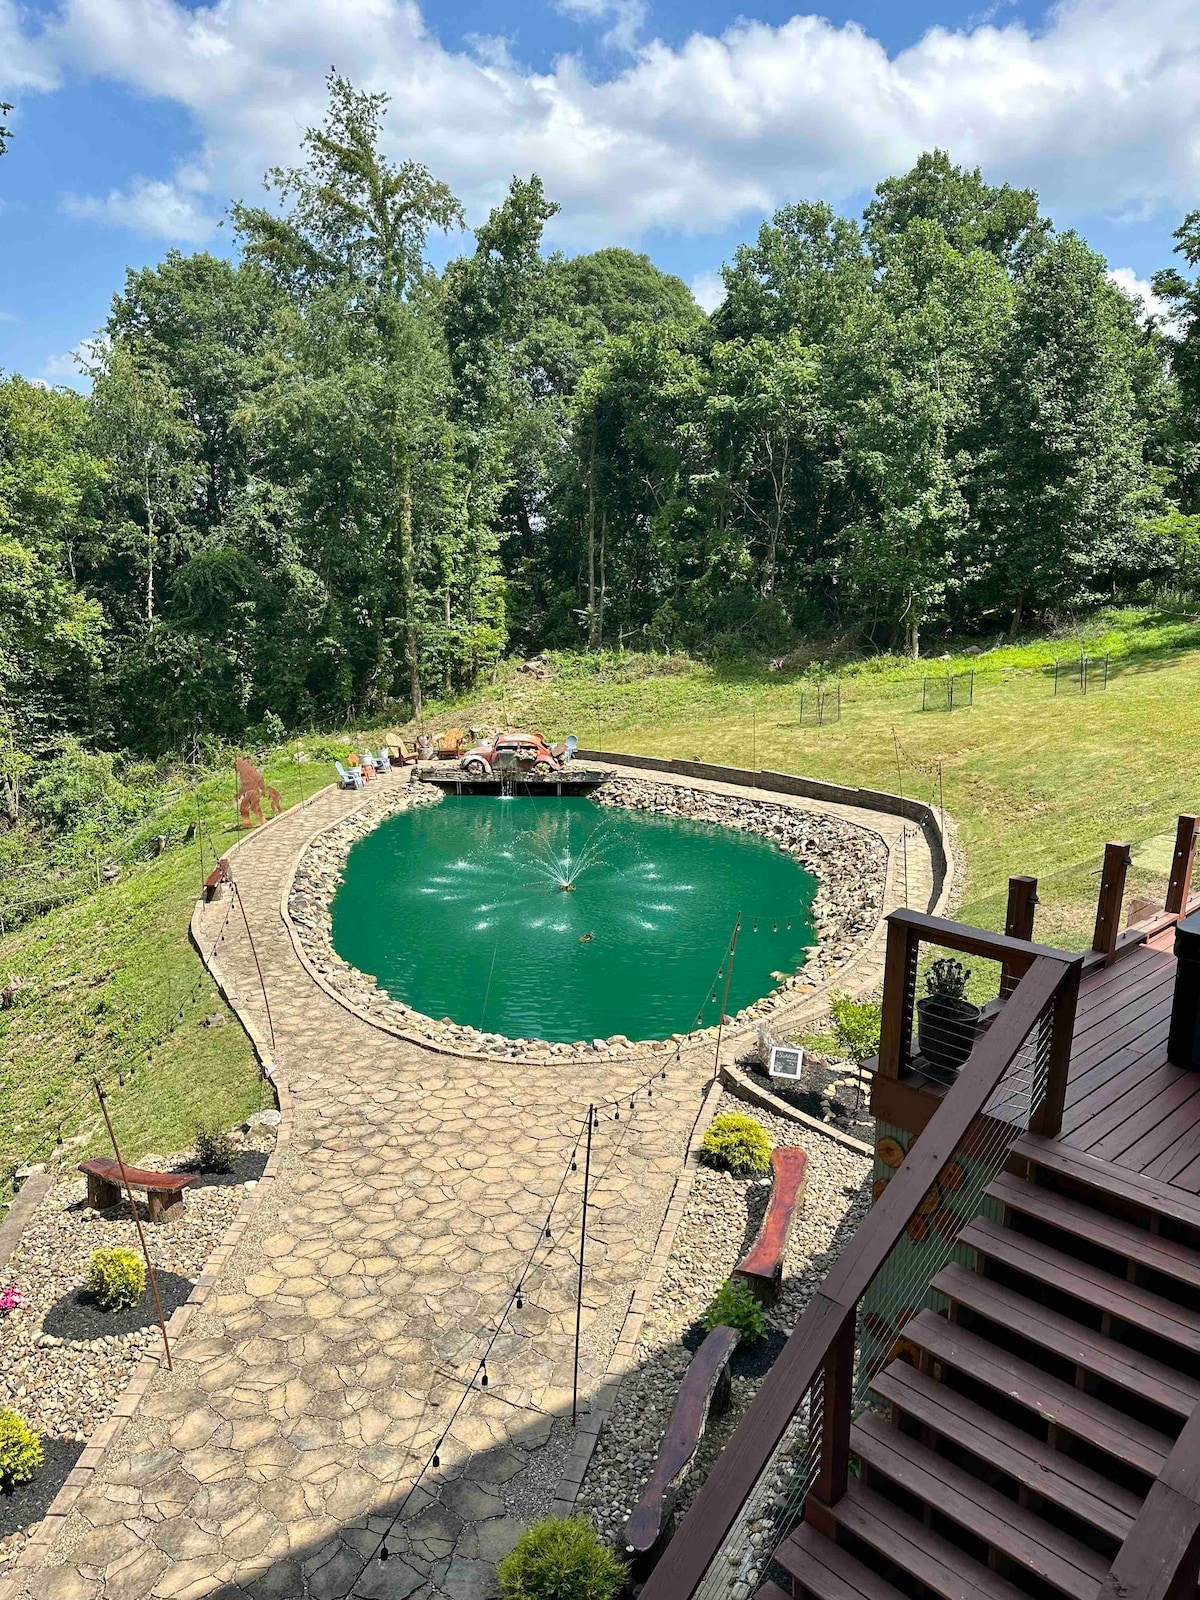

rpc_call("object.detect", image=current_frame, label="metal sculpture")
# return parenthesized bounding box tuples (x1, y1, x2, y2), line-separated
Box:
(236, 757, 281, 828)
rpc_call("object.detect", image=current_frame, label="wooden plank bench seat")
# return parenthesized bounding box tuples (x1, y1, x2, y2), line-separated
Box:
(79, 1158, 198, 1223)
(625, 1324, 740, 1570)
(733, 1145, 807, 1305)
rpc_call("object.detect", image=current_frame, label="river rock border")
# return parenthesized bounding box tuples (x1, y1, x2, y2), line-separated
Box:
(285, 774, 887, 1064)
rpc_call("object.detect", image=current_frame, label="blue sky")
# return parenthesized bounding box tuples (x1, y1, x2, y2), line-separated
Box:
(1, 0, 1195, 386)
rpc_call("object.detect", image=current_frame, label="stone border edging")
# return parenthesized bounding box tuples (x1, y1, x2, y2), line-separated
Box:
(717, 1062, 873, 1157)
(549, 1074, 728, 1518)
(0, 1173, 54, 1278)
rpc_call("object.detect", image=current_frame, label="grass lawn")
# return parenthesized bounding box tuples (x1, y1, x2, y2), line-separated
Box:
(0, 754, 324, 1216)
(4, 605, 1198, 1215)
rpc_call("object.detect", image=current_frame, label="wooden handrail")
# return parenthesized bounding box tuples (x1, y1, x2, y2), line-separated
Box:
(1100, 1402, 1200, 1600)
(1165, 816, 1199, 917)
(640, 954, 1078, 1600)
(1093, 842, 1131, 966)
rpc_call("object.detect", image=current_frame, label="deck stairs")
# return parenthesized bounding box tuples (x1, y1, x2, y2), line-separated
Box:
(765, 1134, 1200, 1600)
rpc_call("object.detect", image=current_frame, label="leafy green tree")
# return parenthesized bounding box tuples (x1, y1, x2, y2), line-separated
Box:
(863, 149, 1052, 274)
(978, 234, 1158, 628)
(1152, 211, 1200, 512)
(0, 103, 12, 158)
(718, 201, 872, 343)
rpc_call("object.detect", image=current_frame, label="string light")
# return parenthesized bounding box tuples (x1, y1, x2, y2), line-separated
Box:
(516, 1287, 524, 1309)
(479, 1363, 488, 1388)
(379, 1546, 390, 1563)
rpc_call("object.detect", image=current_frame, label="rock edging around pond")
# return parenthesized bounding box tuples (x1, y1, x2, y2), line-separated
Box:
(285, 774, 888, 1065)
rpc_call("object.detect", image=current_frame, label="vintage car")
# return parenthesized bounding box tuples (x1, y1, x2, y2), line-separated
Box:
(459, 730, 560, 777)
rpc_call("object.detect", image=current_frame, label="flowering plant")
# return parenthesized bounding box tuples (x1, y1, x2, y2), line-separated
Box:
(0, 1284, 22, 1314)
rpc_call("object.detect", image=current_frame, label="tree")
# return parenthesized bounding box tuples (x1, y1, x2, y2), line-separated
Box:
(0, 103, 12, 158)
(863, 149, 1052, 274)
(1153, 211, 1200, 512)
(88, 344, 202, 624)
(978, 234, 1157, 628)
(718, 201, 872, 343)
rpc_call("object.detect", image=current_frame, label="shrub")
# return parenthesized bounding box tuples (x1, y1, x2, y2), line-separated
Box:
(194, 1120, 237, 1173)
(497, 1516, 623, 1600)
(86, 1247, 145, 1312)
(702, 1276, 769, 1345)
(699, 1111, 772, 1176)
(0, 1408, 42, 1491)
(828, 991, 883, 1065)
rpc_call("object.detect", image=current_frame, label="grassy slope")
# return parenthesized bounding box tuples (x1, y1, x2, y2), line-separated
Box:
(0, 756, 326, 1212)
(4, 606, 1198, 1211)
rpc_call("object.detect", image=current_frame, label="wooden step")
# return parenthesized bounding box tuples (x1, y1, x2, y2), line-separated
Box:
(851, 1412, 1110, 1600)
(775, 1524, 908, 1600)
(931, 1262, 1200, 1419)
(959, 1217, 1200, 1357)
(790, 1480, 1031, 1600)
(904, 1309, 1172, 1478)
(1012, 1135, 1200, 1232)
(871, 1359, 1139, 1541)
(987, 1172, 1200, 1291)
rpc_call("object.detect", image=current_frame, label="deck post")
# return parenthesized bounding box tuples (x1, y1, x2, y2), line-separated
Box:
(814, 1309, 856, 1508)
(1093, 842, 1131, 967)
(1165, 816, 1199, 916)
(1001, 876, 1039, 995)
(877, 918, 919, 1079)
(1029, 956, 1082, 1138)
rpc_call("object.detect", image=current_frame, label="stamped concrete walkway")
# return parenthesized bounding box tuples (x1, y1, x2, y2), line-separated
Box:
(12, 771, 938, 1600)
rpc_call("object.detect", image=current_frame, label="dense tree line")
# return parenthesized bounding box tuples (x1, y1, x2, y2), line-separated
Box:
(3, 76, 1200, 770)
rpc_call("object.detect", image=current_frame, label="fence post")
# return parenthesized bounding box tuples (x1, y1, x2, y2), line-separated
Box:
(1054, 659, 1060, 695)
(969, 667, 975, 705)
(1001, 876, 1039, 996)
(1166, 816, 1200, 916)
(922, 678, 927, 712)
(1093, 842, 1131, 965)
(814, 1309, 856, 1507)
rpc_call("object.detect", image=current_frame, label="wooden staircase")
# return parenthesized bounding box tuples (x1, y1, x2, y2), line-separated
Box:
(771, 1135, 1200, 1600)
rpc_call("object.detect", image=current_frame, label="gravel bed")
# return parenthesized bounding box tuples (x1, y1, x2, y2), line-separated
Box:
(577, 1095, 870, 1549)
(0, 1118, 278, 1569)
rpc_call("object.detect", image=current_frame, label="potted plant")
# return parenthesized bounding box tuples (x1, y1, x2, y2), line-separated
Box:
(916, 958, 980, 1080)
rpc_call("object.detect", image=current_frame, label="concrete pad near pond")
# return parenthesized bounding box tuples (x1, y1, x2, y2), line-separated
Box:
(3, 761, 946, 1600)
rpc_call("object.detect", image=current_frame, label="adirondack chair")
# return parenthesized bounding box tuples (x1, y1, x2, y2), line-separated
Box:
(374, 747, 392, 775)
(335, 760, 364, 790)
(436, 727, 464, 759)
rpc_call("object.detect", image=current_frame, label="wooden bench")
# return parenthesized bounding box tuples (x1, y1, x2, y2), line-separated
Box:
(732, 1146, 808, 1306)
(79, 1159, 198, 1223)
(203, 857, 231, 902)
(625, 1324, 740, 1570)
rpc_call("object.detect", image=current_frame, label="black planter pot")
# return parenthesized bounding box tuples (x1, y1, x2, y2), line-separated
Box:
(915, 995, 981, 1080)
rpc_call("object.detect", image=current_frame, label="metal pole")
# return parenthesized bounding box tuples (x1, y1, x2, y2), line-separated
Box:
(93, 1080, 172, 1370)
(752, 709, 756, 771)
(1054, 659, 1059, 695)
(230, 879, 277, 1051)
(712, 915, 741, 1085)
(571, 1106, 594, 1427)
(1104, 653, 1110, 690)
(970, 667, 975, 705)
(922, 677, 927, 712)
(892, 730, 910, 911)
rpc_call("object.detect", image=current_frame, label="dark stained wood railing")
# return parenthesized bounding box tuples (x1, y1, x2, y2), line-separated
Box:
(1100, 1400, 1200, 1600)
(1166, 815, 1200, 917)
(640, 951, 1081, 1600)
(1093, 841, 1132, 966)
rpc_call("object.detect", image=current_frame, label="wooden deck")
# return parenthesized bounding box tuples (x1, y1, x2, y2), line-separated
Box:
(1062, 928, 1200, 1193)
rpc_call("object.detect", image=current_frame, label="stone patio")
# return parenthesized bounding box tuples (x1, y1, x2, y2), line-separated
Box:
(5, 767, 939, 1600)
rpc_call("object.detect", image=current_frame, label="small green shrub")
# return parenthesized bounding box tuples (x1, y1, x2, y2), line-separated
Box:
(699, 1111, 772, 1176)
(0, 1408, 42, 1491)
(702, 1276, 769, 1345)
(828, 991, 883, 1065)
(86, 1247, 145, 1312)
(496, 1515, 624, 1600)
(194, 1120, 237, 1173)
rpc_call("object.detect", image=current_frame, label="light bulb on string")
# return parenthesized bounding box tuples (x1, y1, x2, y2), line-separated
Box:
(380, 1545, 390, 1563)
(480, 1363, 488, 1388)
(432, 1442, 442, 1468)
(773, 922, 778, 933)
(544, 1224, 552, 1239)
(753, 919, 758, 933)
(516, 1287, 524, 1310)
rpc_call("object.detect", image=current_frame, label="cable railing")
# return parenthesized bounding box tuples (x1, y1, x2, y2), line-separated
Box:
(640, 942, 1082, 1600)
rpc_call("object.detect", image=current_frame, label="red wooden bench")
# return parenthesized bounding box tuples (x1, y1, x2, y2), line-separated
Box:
(79, 1159, 198, 1223)
(625, 1324, 739, 1569)
(732, 1145, 807, 1305)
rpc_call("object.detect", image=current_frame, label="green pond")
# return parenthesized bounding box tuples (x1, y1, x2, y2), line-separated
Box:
(330, 796, 817, 1044)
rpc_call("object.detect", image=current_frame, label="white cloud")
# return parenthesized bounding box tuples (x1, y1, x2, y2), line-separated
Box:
(12, 0, 1200, 248)
(1108, 267, 1177, 329)
(691, 269, 726, 314)
(556, 0, 647, 53)
(61, 176, 217, 242)
(0, 0, 58, 93)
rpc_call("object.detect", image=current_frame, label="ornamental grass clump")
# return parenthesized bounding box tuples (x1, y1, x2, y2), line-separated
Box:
(194, 1119, 237, 1174)
(0, 1409, 43, 1492)
(497, 1516, 624, 1600)
(701, 1276, 769, 1345)
(86, 1246, 145, 1312)
(699, 1111, 772, 1176)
